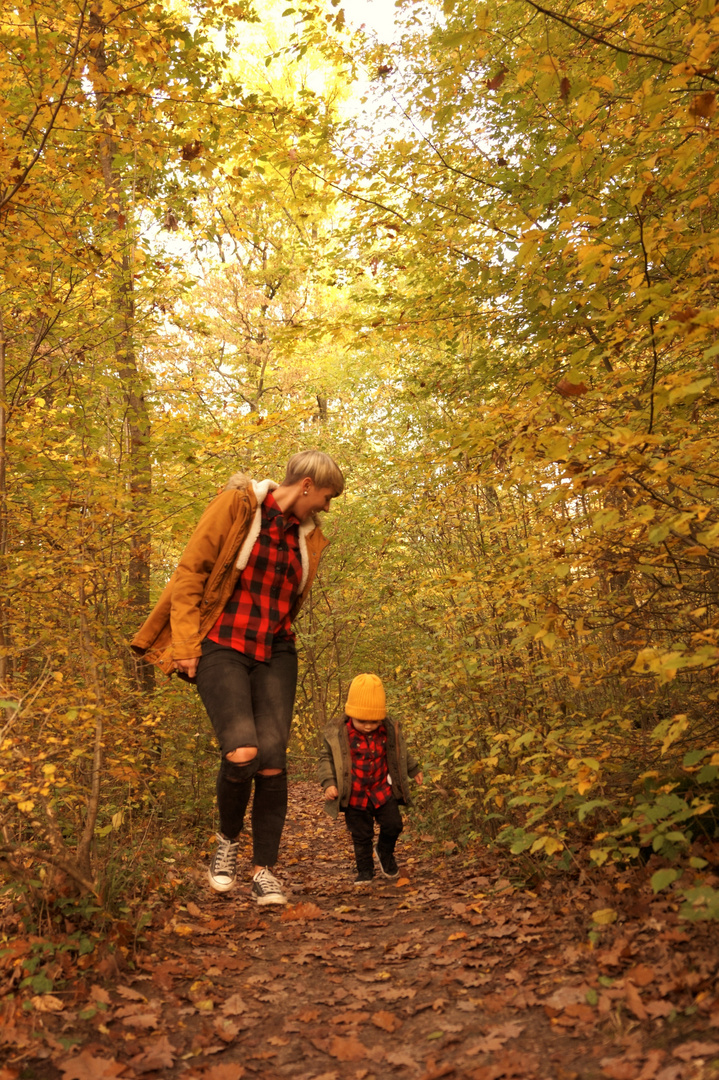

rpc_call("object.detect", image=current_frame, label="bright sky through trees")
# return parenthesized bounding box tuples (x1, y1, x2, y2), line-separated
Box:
(342, 0, 397, 41)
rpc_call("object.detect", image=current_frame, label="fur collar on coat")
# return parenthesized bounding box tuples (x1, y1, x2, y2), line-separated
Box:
(224, 472, 318, 593)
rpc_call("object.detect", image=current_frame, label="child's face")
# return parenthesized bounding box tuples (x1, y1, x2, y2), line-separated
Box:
(350, 716, 384, 734)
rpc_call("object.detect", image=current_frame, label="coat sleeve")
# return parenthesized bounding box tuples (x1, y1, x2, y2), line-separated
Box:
(317, 736, 338, 790)
(169, 490, 245, 659)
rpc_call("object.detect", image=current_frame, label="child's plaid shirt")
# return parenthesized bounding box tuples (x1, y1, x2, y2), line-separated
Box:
(346, 719, 393, 809)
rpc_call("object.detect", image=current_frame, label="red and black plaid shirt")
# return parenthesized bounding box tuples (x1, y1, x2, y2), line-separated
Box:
(347, 719, 392, 810)
(206, 490, 302, 662)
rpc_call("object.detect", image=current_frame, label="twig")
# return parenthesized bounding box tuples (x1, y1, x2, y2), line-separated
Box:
(75, 584, 104, 881)
(0, 843, 98, 896)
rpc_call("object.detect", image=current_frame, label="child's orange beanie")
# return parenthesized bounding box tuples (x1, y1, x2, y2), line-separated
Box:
(344, 674, 386, 720)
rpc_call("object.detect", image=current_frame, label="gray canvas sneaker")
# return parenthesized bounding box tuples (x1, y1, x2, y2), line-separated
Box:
(208, 833, 239, 892)
(251, 867, 288, 905)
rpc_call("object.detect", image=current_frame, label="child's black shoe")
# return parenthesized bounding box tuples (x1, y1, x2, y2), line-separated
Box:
(354, 869, 374, 885)
(374, 844, 399, 879)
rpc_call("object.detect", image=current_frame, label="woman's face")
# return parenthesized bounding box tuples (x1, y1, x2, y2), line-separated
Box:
(295, 481, 337, 522)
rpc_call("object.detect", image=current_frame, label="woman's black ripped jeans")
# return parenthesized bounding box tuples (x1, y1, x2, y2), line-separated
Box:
(196, 638, 297, 867)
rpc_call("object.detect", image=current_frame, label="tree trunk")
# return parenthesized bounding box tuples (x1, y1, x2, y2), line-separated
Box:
(0, 310, 9, 688)
(89, 12, 154, 693)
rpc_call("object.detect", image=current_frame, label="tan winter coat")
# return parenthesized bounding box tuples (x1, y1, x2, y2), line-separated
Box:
(131, 474, 329, 678)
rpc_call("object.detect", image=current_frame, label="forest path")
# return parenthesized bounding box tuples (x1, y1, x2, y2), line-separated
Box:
(2, 781, 718, 1080)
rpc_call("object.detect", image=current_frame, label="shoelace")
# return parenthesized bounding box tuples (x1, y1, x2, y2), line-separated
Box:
(213, 839, 238, 873)
(254, 868, 281, 892)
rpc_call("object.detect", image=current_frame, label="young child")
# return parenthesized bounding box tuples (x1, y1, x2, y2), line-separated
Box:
(318, 673, 423, 883)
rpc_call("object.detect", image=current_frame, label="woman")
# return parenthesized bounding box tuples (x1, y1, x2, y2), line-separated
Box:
(132, 450, 344, 904)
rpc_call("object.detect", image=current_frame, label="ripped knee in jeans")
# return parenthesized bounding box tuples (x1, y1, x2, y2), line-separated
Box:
(221, 751, 259, 784)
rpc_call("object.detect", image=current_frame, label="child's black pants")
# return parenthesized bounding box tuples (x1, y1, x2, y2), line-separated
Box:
(344, 796, 403, 874)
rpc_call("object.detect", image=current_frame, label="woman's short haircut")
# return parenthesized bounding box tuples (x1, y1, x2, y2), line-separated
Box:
(284, 450, 344, 494)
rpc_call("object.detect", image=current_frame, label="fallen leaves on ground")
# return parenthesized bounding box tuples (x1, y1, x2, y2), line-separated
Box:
(371, 1008, 402, 1032)
(128, 1035, 176, 1073)
(279, 901, 324, 921)
(1, 782, 717, 1080)
(59, 1052, 127, 1079)
(327, 1034, 367, 1061)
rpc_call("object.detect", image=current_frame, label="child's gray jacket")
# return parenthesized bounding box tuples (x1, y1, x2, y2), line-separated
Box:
(318, 716, 421, 819)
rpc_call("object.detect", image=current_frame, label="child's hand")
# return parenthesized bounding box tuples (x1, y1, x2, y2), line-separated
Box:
(324, 785, 339, 800)
(414, 772, 423, 785)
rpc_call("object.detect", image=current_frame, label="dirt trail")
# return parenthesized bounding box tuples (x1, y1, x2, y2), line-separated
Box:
(2, 781, 718, 1080)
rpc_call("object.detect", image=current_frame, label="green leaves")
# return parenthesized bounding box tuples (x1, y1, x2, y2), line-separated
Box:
(651, 868, 679, 894)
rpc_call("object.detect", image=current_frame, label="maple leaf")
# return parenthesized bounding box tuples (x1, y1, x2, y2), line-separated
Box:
(468, 1049, 535, 1080)
(689, 92, 716, 118)
(465, 1034, 508, 1055)
(121, 1012, 160, 1029)
(214, 1017, 240, 1043)
(672, 306, 700, 323)
(328, 1035, 367, 1061)
(673, 1041, 719, 1061)
(128, 1035, 176, 1073)
(371, 1009, 402, 1032)
(626, 963, 655, 987)
(418, 1059, 456, 1079)
(599, 1057, 638, 1080)
(544, 985, 586, 1009)
(31, 994, 64, 1012)
(59, 1052, 126, 1079)
(645, 1000, 675, 1018)
(486, 67, 507, 91)
(386, 1049, 416, 1068)
(489, 1021, 525, 1039)
(564, 1003, 595, 1022)
(181, 140, 203, 161)
(115, 985, 146, 1001)
(202, 1065, 246, 1080)
(623, 982, 647, 1020)
(379, 987, 416, 1002)
(114, 1004, 147, 1019)
(279, 902, 323, 922)
(294, 1007, 321, 1022)
(333, 1010, 371, 1024)
(221, 994, 248, 1016)
(556, 376, 589, 398)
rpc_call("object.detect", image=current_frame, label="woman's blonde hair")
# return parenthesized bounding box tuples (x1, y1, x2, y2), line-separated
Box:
(283, 450, 344, 494)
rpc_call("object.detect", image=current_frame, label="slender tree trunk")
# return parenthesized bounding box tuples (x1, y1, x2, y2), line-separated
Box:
(76, 591, 104, 881)
(115, 254, 155, 693)
(89, 12, 154, 693)
(0, 310, 9, 687)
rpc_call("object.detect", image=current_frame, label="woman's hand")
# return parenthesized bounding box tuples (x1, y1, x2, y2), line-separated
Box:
(174, 657, 199, 678)
(324, 785, 339, 800)
(414, 772, 423, 785)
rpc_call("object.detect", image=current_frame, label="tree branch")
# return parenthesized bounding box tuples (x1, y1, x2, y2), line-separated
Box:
(522, 0, 719, 85)
(0, 0, 90, 215)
